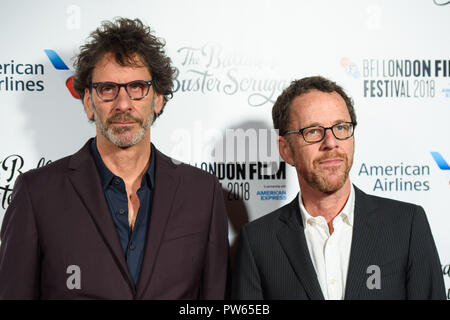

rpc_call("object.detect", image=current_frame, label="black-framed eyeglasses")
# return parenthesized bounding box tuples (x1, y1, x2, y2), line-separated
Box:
(90, 80, 153, 102)
(284, 122, 356, 143)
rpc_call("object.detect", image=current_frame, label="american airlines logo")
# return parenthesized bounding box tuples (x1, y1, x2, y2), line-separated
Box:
(431, 152, 450, 170)
(44, 49, 79, 99)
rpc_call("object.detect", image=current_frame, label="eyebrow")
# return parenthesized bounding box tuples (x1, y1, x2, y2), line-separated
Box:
(302, 119, 350, 128)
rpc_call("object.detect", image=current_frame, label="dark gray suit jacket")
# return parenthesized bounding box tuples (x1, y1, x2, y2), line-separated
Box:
(231, 186, 445, 300)
(0, 139, 229, 299)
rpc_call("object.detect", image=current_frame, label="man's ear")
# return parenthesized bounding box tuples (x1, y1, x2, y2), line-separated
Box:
(278, 135, 295, 166)
(153, 91, 164, 116)
(83, 88, 95, 120)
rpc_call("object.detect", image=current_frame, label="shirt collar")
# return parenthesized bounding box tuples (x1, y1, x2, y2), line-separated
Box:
(89, 137, 156, 190)
(298, 184, 355, 228)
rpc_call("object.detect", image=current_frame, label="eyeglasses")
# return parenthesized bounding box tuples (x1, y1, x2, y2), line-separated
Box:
(284, 122, 356, 143)
(90, 80, 153, 102)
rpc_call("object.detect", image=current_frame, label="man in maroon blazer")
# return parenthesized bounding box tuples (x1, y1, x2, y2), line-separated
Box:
(0, 18, 229, 299)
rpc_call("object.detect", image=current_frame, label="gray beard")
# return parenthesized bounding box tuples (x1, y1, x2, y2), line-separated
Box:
(91, 97, 154, 148)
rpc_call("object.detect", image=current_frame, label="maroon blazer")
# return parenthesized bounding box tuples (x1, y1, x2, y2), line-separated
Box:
(0, 139, 229, 299)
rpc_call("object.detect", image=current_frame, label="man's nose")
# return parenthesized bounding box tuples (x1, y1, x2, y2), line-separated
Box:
(114, 86, 133, 111)
(320, 128, 338, 149)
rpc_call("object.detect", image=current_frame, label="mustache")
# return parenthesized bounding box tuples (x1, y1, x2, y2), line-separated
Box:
(314, 151, 347, 164)
(106, 113, 143, 125)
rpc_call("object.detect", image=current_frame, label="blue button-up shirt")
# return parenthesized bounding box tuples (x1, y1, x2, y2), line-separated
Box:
(90, 138, 155, 287)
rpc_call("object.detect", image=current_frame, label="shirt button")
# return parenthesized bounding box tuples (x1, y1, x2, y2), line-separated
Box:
(129, 243, 135, 250)
(118, 209, 126, 215)
(329, 279, 336, 285)
(114, 178, 120, 185)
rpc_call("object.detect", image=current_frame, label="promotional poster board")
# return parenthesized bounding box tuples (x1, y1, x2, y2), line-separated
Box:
(1, 0, 449, 298)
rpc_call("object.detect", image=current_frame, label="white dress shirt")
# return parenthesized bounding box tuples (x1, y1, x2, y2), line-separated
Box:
(298, 185, 355, 300)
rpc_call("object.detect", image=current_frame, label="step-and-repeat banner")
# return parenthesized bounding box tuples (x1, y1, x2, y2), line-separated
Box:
(1, 0, 449, 298)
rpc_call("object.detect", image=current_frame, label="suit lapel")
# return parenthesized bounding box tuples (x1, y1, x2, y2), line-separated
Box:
(67, 140, 135, 293)
(276, 195, 325, 300)
(344, 186, 380, 300)
(136, 149, 181, 298)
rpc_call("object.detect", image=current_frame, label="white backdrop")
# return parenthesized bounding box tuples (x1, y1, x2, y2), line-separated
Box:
(1, 0, 449, 299)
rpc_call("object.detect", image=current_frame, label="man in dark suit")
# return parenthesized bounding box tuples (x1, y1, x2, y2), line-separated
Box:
(231, 76, 445, 300)
(0, 18, 229, 299)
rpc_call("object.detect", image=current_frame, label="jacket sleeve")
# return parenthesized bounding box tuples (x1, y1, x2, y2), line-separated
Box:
(406, 205, 446, 300)
(0, 173, 41, 299)
(231, 225, 264, 300)
(200, 177, 230, 299)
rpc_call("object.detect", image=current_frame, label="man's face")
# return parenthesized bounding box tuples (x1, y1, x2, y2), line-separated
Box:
(278, 90, 355, 194)
(83, 53, 163, 148)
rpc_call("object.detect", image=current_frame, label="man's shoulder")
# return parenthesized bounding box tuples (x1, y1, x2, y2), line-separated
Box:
(19, 154, 72, 184)
(354, 185, 424, 224)
(242, 197, 296, 235)
(16, 140, 92, 186)
(355, 186, 421, 210)
(9, 154, 77, 206)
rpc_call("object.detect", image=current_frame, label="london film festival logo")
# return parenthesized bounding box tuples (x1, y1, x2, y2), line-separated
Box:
(178, 123, 287, 202)
(173, 42, 290, 107)
(341, 57, 450, 98)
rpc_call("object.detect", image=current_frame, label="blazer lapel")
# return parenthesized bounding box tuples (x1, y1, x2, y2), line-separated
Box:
(344, 186, 380, 300)
(67, 140, 135, 293)
(276, 194, 325, 300)
(136, 149, 181, 298)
